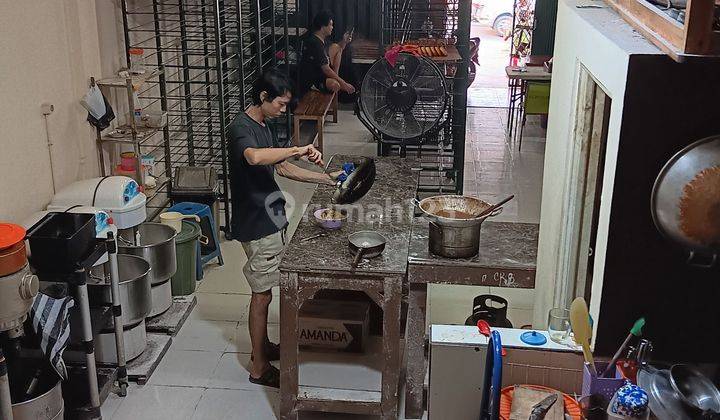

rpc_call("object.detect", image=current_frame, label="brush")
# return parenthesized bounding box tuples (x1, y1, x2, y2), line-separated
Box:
(599, 317, 645, 378)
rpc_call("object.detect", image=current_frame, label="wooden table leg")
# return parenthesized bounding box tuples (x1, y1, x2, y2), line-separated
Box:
(381, 277, 402, 420)
(332, 92, 338, 123)
(404, 282, 427, 419)
(280, 272, 300, 420)
(293, 116, 301, 146)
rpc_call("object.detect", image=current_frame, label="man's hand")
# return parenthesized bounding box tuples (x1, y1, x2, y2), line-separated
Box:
(299, 144, 324, 166)
(329, 170, 345, 180)
(342, 82, 356, 94)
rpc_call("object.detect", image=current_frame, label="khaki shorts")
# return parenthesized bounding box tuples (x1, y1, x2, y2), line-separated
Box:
(241, 229, 286, 293)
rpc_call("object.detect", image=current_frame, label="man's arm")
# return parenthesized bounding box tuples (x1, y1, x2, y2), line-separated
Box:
(275, 160, 337, 185)
(244, 145, 307, 166)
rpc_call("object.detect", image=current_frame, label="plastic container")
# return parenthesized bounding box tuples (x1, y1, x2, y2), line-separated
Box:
(128, 48, 145, 74)
(120, 151, 137, 171)
(171, 221, 200, 296)
(582, 361, 626, 406)
(26, 212, 97, 273)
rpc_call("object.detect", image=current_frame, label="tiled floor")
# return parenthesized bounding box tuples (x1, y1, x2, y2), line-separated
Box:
(103, 107, 545, 419)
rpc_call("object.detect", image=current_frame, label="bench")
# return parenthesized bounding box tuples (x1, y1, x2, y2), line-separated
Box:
(293, 90, 338, 153)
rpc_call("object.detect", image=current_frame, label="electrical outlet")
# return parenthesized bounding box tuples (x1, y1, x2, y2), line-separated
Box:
(41, 102, 54, 115)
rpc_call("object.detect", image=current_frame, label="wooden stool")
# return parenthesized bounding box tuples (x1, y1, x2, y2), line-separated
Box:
(293, 90, 338, 153)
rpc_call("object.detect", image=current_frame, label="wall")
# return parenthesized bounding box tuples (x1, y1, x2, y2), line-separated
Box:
(0, 1, 105, 223)
(597, 55, 720, 361)
(533, 0, 659, 328)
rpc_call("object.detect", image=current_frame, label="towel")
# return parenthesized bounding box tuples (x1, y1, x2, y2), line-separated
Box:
(30, 291, 75, 380)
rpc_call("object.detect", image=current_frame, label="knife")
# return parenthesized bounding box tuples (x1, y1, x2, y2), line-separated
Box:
(528, 394, 558, 420)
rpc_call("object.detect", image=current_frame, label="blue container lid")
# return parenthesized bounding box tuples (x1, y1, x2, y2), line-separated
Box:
(520, 331, 547, 346)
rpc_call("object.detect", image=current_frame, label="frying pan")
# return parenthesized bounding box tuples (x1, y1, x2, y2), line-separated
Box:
(651, 135, 720, 266)
(324, 155, 377, 204)
(348, 231, 387, 267)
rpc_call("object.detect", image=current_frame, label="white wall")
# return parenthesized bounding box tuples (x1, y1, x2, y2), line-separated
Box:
(532, 0, 661, 330)
(0, 1, 106, 222)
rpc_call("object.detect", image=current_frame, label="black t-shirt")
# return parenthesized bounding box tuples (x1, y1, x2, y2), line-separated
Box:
(228, 112, 288, 242)
(298, 34, 329, 94)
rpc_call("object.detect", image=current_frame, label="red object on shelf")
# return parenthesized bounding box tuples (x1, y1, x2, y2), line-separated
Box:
(616, 359, 638, 383)
(477, 320, 491, 337)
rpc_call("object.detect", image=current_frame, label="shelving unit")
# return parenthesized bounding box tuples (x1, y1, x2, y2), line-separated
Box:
(93, 0, 292, 235)
(377, 0, 471, 196)
(94, 67, 170, 219)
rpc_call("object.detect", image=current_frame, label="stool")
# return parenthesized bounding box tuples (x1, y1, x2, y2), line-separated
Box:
(168, 202, 224, 280)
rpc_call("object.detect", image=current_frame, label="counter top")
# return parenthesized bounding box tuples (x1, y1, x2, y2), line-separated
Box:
(280, 156, 418, 276)
(407, 217, 539, 287)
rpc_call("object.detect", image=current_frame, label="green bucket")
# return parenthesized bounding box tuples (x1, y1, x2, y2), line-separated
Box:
(171, 220, 201, 296)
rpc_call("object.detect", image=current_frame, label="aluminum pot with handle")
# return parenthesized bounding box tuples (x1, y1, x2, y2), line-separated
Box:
(348, 231, 387, 267)
(417, 195, 502, 258)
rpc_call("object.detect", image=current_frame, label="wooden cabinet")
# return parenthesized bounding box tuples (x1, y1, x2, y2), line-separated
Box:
(605, 0, 718, 61)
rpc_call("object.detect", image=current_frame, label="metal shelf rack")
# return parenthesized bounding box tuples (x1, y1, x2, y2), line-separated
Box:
(108, 0, 291, 237)
(377, 0, 471, 196)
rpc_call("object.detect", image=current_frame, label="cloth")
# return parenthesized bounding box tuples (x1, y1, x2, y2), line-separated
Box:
(228, 112, 288, 242)
(298, 33, 330, 95)
(82, 85, 115, 130)
(241, 229, 287, 293)
(30, 291, 75, 380)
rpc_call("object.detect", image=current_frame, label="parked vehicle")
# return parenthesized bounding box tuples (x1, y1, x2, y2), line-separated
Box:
(472, 0, 514, 37)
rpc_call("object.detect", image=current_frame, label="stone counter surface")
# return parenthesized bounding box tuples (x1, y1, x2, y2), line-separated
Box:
(280, 155, 418, 276)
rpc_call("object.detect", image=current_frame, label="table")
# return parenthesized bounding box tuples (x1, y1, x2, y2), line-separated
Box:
(279, 156, 418, 420)
(505, 65, 552, 149)
(403, 218, 540, 418)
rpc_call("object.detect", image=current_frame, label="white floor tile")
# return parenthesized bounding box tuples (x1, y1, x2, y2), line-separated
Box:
(110, 385, 204, 420)
(207, 353, 277, 391)
(148, 349, 223, 387)
(191, 388, 278, 420)
(193, 293, 251, 322)
(226, 322, 280, 353)
(172, 319, 238, 352)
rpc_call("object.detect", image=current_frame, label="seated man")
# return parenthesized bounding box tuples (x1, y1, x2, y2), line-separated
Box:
(298, 10, 355, 96)
(328, 27, 358, 103)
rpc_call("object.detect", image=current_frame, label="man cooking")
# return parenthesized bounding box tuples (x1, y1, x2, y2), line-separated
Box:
(228, 70, 341, 388)
(298, 10, 356, 96)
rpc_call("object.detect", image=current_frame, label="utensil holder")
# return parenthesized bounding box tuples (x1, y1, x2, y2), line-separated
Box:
(582, 362, 626, 404)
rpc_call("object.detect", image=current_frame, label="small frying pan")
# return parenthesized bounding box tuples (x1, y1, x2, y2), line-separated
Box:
(348, 231, 387, 267)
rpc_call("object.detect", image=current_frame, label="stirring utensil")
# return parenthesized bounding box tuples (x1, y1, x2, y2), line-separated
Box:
(570, 297, 596, 376)
(477, 195, 515, 218)
(600, 317, 645, 377)
(299, 233, 327, 243)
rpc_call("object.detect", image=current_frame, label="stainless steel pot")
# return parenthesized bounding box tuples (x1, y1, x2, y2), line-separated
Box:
(11, 377, 64, 420)
(95, 320, 147, 364)
(119, 223, 177, 316)
(88, 254, 152, 327)
(418, 195, 502, 258)
(0, 264, 39, 331)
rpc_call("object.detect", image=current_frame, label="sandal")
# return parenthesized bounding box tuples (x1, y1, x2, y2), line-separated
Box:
(249, 364, 280, 388)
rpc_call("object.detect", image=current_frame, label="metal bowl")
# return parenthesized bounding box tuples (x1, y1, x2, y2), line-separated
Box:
(418, 195, 501, 227)
(669, 364, 720, 416)
(314, 208, 348, 230)
(88, 254, 152, 327)
(651, 135, 720, 261)
(118, 222, 177, 285)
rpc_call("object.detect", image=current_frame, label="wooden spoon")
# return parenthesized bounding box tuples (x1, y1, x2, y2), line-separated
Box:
(477, 195, 515, 218)
(570, 297, 596, 376)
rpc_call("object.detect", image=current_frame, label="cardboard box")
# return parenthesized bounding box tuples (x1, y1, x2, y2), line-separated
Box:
(298, 299, 370, 353)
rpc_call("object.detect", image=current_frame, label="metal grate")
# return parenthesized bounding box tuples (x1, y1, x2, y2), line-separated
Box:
(118, 0, 291, 238)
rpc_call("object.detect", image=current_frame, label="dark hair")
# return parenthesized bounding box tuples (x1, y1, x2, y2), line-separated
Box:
(251, 69, 292, 106)
(311, 10, 333, 32)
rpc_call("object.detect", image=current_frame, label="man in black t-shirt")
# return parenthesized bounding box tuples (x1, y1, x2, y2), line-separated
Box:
(298, 10, 355, 96)
(228, 70, 342, 388)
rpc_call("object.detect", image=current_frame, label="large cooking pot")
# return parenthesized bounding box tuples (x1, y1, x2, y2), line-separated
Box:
(418, 195, 502, 258)
(88, 254, 152, 327)
(118, 222, 177, 316)
(0, 265, 39, 332)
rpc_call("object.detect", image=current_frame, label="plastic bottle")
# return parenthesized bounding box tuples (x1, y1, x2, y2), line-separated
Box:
(132, 86, 143, 127)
